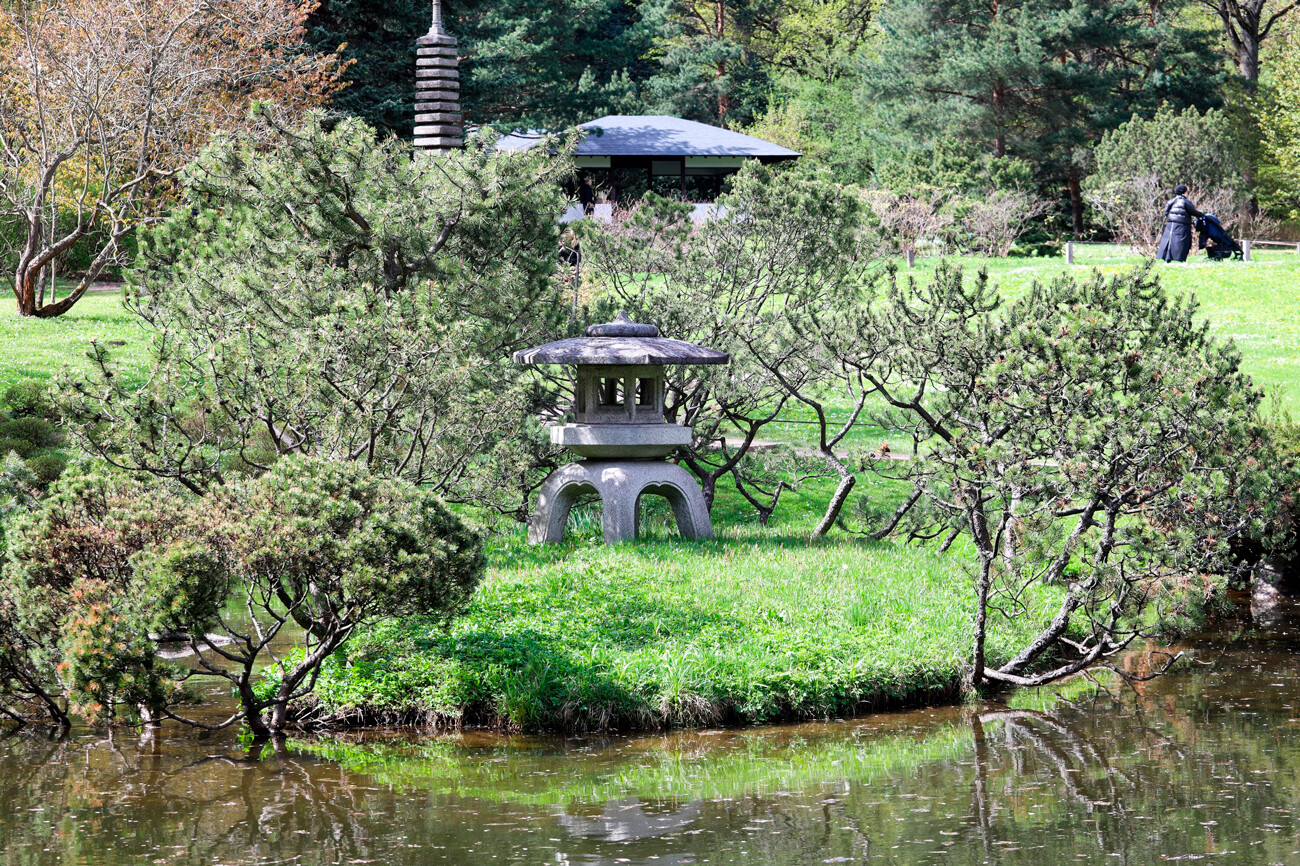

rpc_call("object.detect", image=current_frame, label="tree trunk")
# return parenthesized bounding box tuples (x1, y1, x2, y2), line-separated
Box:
(1238, 27, 1260, 81)
(972, 553, 992, 687)
(715, 0, 729, 121)
(238, 678, 272, 742)
(1067, 168, 1084, 239)
(700, 474, 716, 510)
(811, 468, 855, 538)
(15, 265, 37, 317)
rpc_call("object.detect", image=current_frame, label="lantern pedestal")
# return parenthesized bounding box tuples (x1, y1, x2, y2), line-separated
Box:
(529, 460, 713, 545)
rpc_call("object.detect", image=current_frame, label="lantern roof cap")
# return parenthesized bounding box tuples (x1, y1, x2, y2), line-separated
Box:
(513, 313, 729, 367)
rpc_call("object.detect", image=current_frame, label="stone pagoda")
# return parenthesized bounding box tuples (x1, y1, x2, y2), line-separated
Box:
(514, 313, 729, 545)
(414, 0, 462, 151)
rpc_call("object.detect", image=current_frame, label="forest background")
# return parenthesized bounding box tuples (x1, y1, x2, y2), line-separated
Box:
(310, 0, 1300, 238)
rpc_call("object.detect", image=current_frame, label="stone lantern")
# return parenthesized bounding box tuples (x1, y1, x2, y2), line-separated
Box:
(514, 313, 729, 544)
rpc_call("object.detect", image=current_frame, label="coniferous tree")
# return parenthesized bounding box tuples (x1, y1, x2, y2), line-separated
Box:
(860, 0, 1223, 235)
(306, 0, 658, 135)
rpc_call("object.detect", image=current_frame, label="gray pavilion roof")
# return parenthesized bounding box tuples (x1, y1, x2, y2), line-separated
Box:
(496, 115, 800, 159)
(514, 313, 729, 366)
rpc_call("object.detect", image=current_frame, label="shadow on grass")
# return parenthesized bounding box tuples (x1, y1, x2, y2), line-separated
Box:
(491, 529, 903, 570)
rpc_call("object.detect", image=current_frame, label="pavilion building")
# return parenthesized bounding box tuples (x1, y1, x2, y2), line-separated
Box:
(497, 115, 800, 220)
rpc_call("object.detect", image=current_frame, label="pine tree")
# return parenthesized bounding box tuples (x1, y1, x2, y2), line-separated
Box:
(860, 0, 1223, 235)
(305, 0, 658, 135)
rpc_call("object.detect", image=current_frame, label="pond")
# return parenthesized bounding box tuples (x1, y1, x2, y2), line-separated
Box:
(3, 594, 1300, 865)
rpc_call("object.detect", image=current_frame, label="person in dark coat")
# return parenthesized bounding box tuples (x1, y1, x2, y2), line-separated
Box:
(579, 177, 596, 216)
(1156, 183, 1203, 263)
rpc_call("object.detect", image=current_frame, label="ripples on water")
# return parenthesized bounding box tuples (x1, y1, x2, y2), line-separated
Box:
(3, 595, 1300, 864)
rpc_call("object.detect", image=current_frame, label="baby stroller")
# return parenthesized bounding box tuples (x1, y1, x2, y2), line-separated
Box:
(1195, 213, 1243, 261)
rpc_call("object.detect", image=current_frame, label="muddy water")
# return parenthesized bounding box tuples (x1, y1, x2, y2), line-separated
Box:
(4, 597, 1300, 865)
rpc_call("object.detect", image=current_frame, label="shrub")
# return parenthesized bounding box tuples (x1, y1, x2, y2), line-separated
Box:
(958, 188, 1051, 256)
(1084, 107, 1246, 252)
(24, 453, 67, 488)
(2, 381, 51, 419)
(0, 417, 56, 450)
(866, 264, 1280, 688)
(0, 437, 35, 460)
(863, 188, 952, 255)
(0, 456, 486, 735)
(162, 455, 487, 739)
(0, 468, 199, 727)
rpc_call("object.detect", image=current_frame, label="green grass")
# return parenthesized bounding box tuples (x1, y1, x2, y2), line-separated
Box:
(907, 245, 1300, 411)
(3, 249, 1298, 410)
(0, 285, 150, 394)
(310, 483, 1064, 733)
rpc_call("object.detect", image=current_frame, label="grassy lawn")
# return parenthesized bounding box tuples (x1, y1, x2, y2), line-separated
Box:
(3, 248, 1297, 410)
(910, 245, 1300, 411)
(0, 285, 150, 395)
(307, 482, 1064, 733)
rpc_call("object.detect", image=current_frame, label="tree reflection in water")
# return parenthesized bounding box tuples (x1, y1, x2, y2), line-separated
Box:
(1, 603, 1300, 864)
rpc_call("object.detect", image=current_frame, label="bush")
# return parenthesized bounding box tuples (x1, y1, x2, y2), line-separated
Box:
(2, 381, 51, 419)
(0, 468, 199, 726)
(23, 453, 66, 488)
(1084, 107, 1246, 252)
(0, 417, 56, 449)
(957, 188, 1051, 256)
(0, 437, 35, 460)
(868, 263, 1279, 688)
(0, 456, 486, 734)
(167, 455, 486, 738)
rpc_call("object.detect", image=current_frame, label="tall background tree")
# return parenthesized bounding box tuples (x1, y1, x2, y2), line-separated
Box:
(306, 0, 658, 135)
(1201, 0, 1298, 82)
(859, 0, 1223, 236)
(0, 0, 342, 318)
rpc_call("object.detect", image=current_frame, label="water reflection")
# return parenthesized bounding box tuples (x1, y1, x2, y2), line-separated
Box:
(3, 598, 1300, 864)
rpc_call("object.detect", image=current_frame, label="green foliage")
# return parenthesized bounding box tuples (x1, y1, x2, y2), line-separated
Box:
(0, 467, 196, 725)
(860, 0, 1224, 228)
(867, 263, 1280, 685)
(132, 455, 488, 738)
(0, 437, 33, 460)
(744, 76, 875, 184)
(1262, 34, 1300, 219)
(132, 542, 229, 637)
(1088, 105, 1245, 199)
(871, 141, 1034, 197)
(59, 112, 573, 516)
(0, 451, 38, 557)
(0, 455, 485, 732)
(574, 160, 878, 529)
(1085, 106, 1247, 248)
(306, 0, 658, 135)
(2, 380, 50, 418)
(219, 456, 485, 630)
(0, 418, 55, 450)
(0, 381, 67, 491)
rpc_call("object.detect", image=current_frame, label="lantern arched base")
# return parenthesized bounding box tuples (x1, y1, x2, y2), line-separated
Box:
(529, 460, 713, 545)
